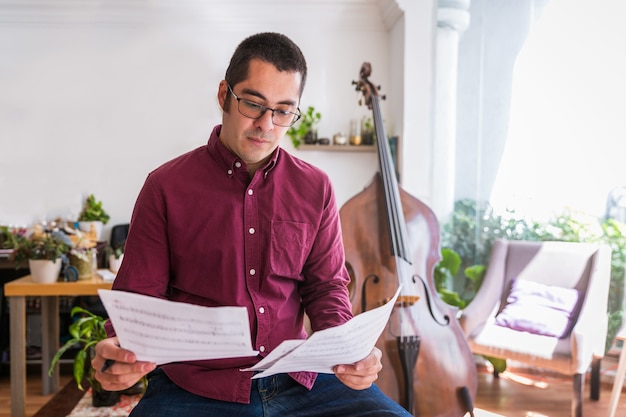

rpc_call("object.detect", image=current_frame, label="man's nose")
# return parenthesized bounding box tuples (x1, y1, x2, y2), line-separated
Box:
(254, 109, 275, 131)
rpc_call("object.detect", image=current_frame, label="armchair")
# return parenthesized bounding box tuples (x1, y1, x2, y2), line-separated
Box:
(459, 239, 612, 417)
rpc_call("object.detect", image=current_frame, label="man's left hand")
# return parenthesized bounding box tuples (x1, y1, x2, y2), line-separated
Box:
(333, 347, 383, 390)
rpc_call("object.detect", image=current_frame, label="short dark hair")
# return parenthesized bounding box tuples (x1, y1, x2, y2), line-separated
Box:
(224, 32, 308, 98)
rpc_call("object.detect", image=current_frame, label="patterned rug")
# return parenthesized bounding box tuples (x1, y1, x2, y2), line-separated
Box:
(66, 388, 141, 417)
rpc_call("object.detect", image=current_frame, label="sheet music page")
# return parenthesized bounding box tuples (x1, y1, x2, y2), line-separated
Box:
(98, 289, 258, 365)
(244, 287, 401, 379)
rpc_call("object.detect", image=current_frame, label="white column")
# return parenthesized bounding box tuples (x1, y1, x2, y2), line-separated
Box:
(432, 0, 470, 220)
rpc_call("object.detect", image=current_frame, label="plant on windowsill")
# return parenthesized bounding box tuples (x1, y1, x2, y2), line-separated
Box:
(49, 306, 122, 407)
(286, 106, 321, 148)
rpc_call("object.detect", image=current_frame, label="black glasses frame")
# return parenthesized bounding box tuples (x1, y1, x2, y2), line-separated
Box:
(227, 83, 301, 127)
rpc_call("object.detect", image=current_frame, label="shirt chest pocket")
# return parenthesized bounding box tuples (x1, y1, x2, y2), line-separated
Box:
(270, 220, 314, 279)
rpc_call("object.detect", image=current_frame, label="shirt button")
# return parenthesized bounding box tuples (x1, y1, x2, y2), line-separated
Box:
(259, 307, 265, 314)
(249, 227, 255, 234)
(250, 269, 256, 276)
(259, 346, 266, 352)
(227, 169, 233, 175)
(235, 161, 242, 168)
(248, 189, 254, 196)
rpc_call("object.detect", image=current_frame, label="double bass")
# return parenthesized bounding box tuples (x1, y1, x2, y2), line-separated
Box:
(340, 63, 477, 416)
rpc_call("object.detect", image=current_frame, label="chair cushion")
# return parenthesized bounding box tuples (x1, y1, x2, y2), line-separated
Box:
(494, 278, 580, 338)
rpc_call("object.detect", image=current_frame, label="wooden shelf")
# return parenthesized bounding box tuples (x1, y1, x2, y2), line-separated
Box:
(297, 144, 376, 152)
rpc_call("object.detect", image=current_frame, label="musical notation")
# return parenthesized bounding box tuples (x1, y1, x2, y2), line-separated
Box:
(244, 287, 400, 378)
(98, 289, 258, 364)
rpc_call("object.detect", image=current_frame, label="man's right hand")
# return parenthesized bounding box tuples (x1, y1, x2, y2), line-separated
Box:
(92, 337, 157, 391)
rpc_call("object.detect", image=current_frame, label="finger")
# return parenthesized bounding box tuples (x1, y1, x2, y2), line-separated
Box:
(94, 362, 155, 391)
(93, 358, 154, 376)
(94, 338, 138, 368)
(337, 372, 378, 390)
(97, 372, 146, 391)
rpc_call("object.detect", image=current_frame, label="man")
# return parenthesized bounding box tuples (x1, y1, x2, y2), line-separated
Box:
(93, 32, 411, 417)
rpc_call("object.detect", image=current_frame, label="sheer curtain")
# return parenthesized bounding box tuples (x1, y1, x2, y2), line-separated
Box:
(489, 0, 626, 219)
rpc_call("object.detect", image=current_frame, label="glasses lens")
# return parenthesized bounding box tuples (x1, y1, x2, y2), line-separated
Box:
(236, 96, 300, 127)
(238, 100, 264, 119)
(272, 111, 299, 127)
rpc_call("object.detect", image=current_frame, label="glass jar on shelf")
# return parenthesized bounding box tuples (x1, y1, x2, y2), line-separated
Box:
(349, 119, 362, 146)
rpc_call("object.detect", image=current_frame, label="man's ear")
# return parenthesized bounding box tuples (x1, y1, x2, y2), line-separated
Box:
(217, 80, 228, 111)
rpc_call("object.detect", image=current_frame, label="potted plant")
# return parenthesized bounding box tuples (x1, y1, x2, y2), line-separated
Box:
(106, 240, 125, 273)
(361, 116, 376, 145)
(0, 225, 20, 250)
(48, 306, 121, 407)
(13, 229, 70, 283)
(69, 246, 96, 280)
(78, 194, 111, 241)
(286, 106, 321, 148)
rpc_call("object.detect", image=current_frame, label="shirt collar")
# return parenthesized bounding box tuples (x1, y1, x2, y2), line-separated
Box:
(207, 124, 280, 177)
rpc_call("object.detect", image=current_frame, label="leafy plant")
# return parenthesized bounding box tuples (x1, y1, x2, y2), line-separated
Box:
(439, 199, 626, 354)
(286, 106, 321, 148)
(107, 244, 124, 260)
(434, 248, 486, 309)
(70, 247, 94, 263)
(361, 116, 376, 145)
(49, 306, 108, 391)
(0, 226, 20, 250)
(362, 116, 374, 133)
(78, 194, 111, 224)
(13, 233, 70, 263)
(50, 305, 146, 405)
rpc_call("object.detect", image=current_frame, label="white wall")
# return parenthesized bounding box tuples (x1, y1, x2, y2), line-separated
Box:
(0, 0, 436, 239)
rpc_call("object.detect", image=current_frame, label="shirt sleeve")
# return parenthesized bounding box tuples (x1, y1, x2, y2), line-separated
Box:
(298, 179, 354, 332)
(105, 174, 172, 337)
(112, 175, 172, 297)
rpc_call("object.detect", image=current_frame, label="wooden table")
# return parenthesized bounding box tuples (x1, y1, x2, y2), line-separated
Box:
(4, 275, 113, 417)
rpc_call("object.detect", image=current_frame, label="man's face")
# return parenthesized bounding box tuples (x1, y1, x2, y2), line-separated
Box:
(217, 59, 302, 173)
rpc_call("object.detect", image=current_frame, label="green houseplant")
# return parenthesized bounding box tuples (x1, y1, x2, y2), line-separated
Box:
(48, 306, 121, 407)
(286, 106, 321, 148)
(106, 239, 125, 273)
(361, 116, 376, 145)
(0, 225, 20, 250)
(13, 230, 71, 283)
(13, 232, 69, 264)
(78, 194, 111, 224)
(439, 199, 626, 372)
(78, 194, 110, 241)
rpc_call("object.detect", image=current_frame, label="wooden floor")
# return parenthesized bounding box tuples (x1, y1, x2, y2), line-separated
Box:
(1, 360, 626, 417)
(0, 367, 72, 417)
(473, 360, 626, 417)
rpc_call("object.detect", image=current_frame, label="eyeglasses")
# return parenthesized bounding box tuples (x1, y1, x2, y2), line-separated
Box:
(227, 83, 301, 127)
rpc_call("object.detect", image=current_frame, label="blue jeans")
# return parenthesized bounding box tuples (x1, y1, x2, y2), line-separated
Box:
(129, 368, 411, 417)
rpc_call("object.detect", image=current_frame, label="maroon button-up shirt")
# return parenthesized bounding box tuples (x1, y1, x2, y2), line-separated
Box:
(107, 125, 353, 403)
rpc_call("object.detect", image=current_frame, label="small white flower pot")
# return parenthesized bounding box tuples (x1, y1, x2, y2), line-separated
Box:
(78, 220, 104, 241)
(29, 259, 62, 284)
(109, 254, 124, 273)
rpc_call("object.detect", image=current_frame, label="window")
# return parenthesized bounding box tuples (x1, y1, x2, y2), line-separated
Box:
(456, 0, 626, 220)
